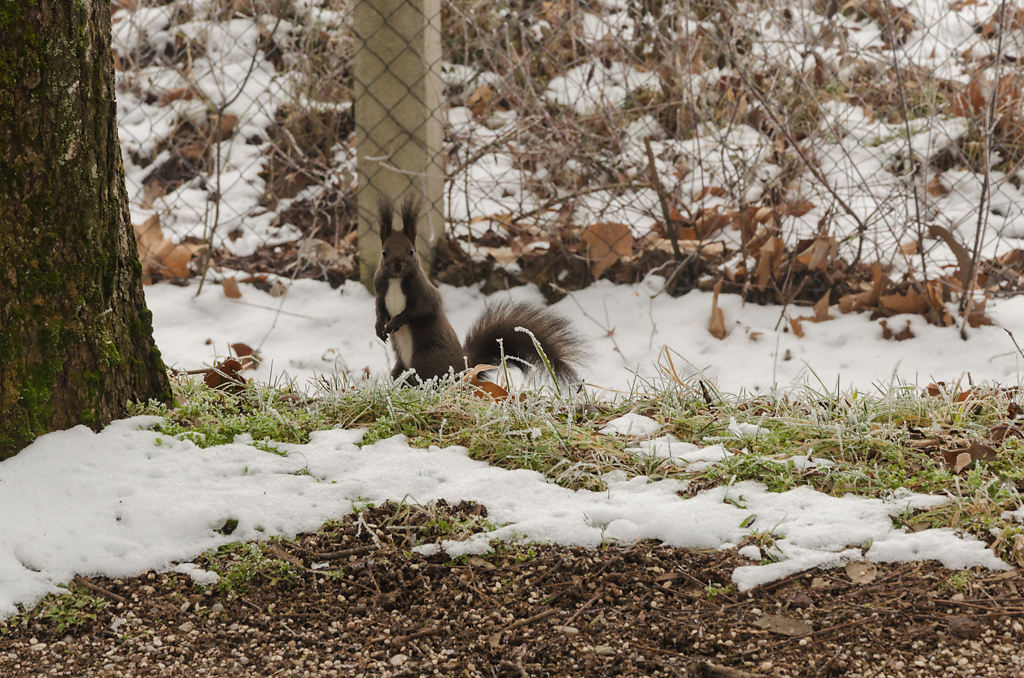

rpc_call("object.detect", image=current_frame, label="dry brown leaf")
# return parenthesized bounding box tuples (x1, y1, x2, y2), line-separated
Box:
(870, 262, 888, 299)
(908, 437, 943, 451)
(988, 423, 1023, 443)
(751, 614, 812, 637)
(694, 207, 732, 239)
(967, 297, 995, 328)
(230, 342, 260, 371)
(581, 222, 633, 279)
(755, 236, 784, 290)
(998, 249, 1024, 268)
(926, 174, 949, 197)
(213, 113, 239, 142)
(464, 364, 511, 401)
(978, 7, 1024, 37)
(879, 288, 929, 315)
(813, 292, 833, 322)
(178, 142, 207, 161)
(948, 616, 983, 640)
(222, 277, 242, 299)
(795, 236, 837, 272)
(204, 359, 246, 392)
(786, 200, 816, 217)
(141, 179, 167, 209)
(789, 316, 805, 338)
(754, 206, 774, 224)
(845, 560, 878, 585)
(953, 387, 985, 403)
(941, 441, 998, 473)
(157, 86, 198, 105)
(481, 246, 518, 266)
(838, 291, 873, 314)
(692, 186, 728, 201)
(928, 225, 974, 290)
(467, 84, 495, 116)
(134, 214, 164, 256)
(880, 319, 915, 341)
(709, 280, 727, 340)
(133, 215, 200, 282)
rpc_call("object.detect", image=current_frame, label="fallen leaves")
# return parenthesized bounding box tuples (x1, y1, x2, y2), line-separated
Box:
(581, 222, 633, 278)
(880, 318, 914, 341)
(464, 364, 512, 401)
(845, 560, 878, 585)
(709, 280, 727, 339)
(203, 358, 247, 390)
(794, 236, 837, 273)
(222, 277, 242, 299)
(751, 614, 812, 636)
(133, 215, 204, 283)
(190, 342, 260, 392)
(940, 441, 998, 474)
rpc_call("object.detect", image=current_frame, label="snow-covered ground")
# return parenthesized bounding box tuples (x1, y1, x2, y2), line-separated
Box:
(145, 274, 1024, 395)
(0, 412, 1010, 619)
(1, 276, 1022, 620)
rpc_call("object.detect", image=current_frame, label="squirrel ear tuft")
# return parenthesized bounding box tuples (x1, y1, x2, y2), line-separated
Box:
(400, 195, 420, 241)
(377, 198, 393, 240)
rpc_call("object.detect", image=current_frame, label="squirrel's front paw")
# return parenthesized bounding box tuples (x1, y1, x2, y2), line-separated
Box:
(375, 321, 388, 341)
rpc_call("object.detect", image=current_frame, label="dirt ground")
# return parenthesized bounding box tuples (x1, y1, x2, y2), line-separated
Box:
(2, 502, 1022, 678)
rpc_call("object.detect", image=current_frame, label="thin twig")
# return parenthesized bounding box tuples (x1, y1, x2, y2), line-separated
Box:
(960, 0, 1010, 338)
(644, 138, 682, 260)
(73, 575, 128, 607)
(506, 608, 558, 631)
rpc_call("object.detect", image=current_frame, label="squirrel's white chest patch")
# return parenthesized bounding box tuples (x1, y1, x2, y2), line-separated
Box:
(385, 278, 406, 315)
(385, 278, 413, 366)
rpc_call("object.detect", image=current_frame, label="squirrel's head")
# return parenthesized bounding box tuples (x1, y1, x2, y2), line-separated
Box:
(377, 196, 421, 278)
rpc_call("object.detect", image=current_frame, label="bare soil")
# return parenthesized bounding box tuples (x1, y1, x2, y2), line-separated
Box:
(2, 502, 1022, 677)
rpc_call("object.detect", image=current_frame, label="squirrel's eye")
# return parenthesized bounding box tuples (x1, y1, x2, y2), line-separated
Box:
(408, 248, 414, 255)
(381, 249, 387, 256)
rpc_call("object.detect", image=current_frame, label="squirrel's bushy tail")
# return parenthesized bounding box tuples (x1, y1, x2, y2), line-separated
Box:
(463, 301, 586, 385)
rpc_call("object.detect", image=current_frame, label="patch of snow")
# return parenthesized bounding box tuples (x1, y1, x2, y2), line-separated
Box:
(599, 413, 660, 437)
(545, 61, 661, 116)
(0, 422, 1008, 617)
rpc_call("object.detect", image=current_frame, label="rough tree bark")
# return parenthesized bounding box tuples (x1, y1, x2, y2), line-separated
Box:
(0, 0, 171, 458)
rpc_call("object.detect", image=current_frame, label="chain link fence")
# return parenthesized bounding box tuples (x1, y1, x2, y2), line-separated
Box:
(115, 0, 1024, 321)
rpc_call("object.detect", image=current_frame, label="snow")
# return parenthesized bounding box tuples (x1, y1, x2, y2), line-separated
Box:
(599, 413, 660, 437)
(544, 60, 662, 116)
(145, 275, 1024, 396)
(0, 419, 1009, 618)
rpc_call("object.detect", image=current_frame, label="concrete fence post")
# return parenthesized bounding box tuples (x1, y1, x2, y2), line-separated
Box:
(353, 0, 445, 285)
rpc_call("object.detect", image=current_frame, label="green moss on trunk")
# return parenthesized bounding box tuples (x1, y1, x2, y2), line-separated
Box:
(0, 0, 172, 458)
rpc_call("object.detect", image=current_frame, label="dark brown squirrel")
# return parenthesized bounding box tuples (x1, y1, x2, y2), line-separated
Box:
(373, 197, 586, 385)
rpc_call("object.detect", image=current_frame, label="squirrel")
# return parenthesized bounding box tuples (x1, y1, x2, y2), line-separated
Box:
(373, 196, 586, 386)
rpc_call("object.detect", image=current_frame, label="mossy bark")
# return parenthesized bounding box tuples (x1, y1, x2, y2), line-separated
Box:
(0, 0, 172, 458)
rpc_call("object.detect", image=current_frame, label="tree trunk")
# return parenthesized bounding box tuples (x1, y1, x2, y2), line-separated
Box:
(0, 0, 172, 458)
